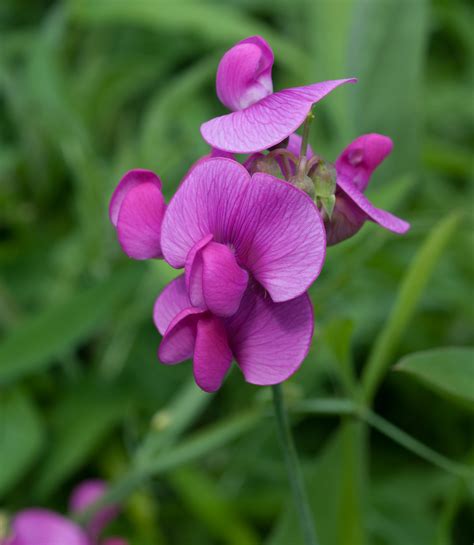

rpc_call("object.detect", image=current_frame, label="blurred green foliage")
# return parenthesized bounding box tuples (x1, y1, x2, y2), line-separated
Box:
(0, 0, 473, 544)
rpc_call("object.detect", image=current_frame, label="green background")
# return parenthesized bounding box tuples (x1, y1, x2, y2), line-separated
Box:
(0, 0, 473, 543)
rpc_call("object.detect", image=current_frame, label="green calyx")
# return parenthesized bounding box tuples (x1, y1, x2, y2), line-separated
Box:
(248, 155, 283, 178)
(311, 160, 337, 219)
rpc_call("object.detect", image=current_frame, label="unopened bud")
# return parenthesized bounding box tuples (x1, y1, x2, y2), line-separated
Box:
(289, 175, 315, 199)
(311, 160, 337, 219)
(319, 194, 336, 220)
(247, 155, 282, 178)
(312, 160, 337, 198)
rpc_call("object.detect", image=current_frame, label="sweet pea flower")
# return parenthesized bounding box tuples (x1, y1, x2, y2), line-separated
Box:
(109, 169, 166, 260)
(70, 480, 119, 543)
(328, 134, 410, 244)
(200, 36, 356, 153)
(154, 275, 313, 392)
(281, 133, 410, 245)
(0, 510, 89, 545)
(160, 157, 325, 317)
(1, 480, 128, 545)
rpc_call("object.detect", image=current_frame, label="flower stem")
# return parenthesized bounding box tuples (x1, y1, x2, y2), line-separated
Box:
(272, 384, 318, 545)
(296, 110, 315, 177)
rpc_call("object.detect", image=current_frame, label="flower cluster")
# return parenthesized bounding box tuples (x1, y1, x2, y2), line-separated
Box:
(0, 480, 127, 545)
(109, 36, 409, 392)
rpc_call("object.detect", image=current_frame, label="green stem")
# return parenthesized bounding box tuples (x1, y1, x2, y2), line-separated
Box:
(272, 385, 318, 545)
(296, 110, 315, 177)
(77, 410, 260, 525)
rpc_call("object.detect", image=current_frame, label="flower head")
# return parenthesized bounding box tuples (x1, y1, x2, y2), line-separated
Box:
(160, 157, 326, 316)
(70, 480, 119, 543)
(0, 510, 89, 545)
(154, 276, 313, 392)
(200, 36, 356, 153)
(329, 134, 410, 244)
(109, 169, 166, 259)
(1, 480, 127, 545)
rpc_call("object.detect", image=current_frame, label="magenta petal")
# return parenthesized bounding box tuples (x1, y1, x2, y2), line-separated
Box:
(225, 289, 313, 385)
(210, 148, 235, 159)
(69, 480, 118, 541)
(201, 242, 249, 316)
(201, 79, 356, 153)
(116, 181, 166, 260)
(187, 238, 249, 316)
(216, 36, 274, 111)
(6, 509, 89, 545)
(337, 175, 410, 234)
(335, 133, 393, 191)
(161, 158, 325, 302)
(109, 169, 162, 226)
(286, 133, 314, 159)
(193, 315, 233, 392)
(325, 194, 366, 246)
(153, 275, 191, 335)
(158, 307, 204, 364)
(236, 174, 325, 301)
(161, 158, 249, 268)
(185, 235, 214, 309)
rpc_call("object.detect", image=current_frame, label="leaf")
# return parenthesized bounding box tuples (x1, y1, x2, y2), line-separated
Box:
(306, 0, 356, 145)
(0, 265, 144, 385)
(81, 410, 261, 517)
(396, 347, 474, 407)
(362, 212, 462, 403)
(267, 430, 350, 545)
(33, 380, 130, 498)
(348, 0, 428, 180)
(322, 317, 355, 392)
(0, 389, 44, 498)
(169, 466, 260, 545)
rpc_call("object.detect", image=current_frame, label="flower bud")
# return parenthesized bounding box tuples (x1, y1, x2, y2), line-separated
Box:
(311, 160, 337, 219)
(312, 160, 337, 198)
(247, 154, 283, 177)
(289, 174, 315, 199)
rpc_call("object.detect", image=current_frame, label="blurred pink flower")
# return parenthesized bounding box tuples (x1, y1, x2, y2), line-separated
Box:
(200, 36, 356, 153)
(0, 509, 88, 545)
(154, 275, 313, 392)
(70, 480, 119, 543)
(1, 480, 128, 545)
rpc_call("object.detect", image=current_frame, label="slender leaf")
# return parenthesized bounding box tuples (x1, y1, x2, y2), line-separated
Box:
(0, 389, 44, 498)
(362, 212, 462, 403)
(0, 266, 144, 385)
(169, 466, 260, 545)
(348, 0, 428, 180)
(396, 347, 474, 407)
(33, 381, 130, 498)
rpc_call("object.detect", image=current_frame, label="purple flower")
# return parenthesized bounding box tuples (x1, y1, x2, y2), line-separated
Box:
(200, 36, 356, 153)
(282, 133, 410, 245)
(0, 510, 89, 545)
(160, 157, 326, 316)
(154, 275, 313, 391)
(329, 134, 410, 244)
(1, 480, 128, 545)
(109, 169, 166, 260)
(69, 480, 119, 543)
